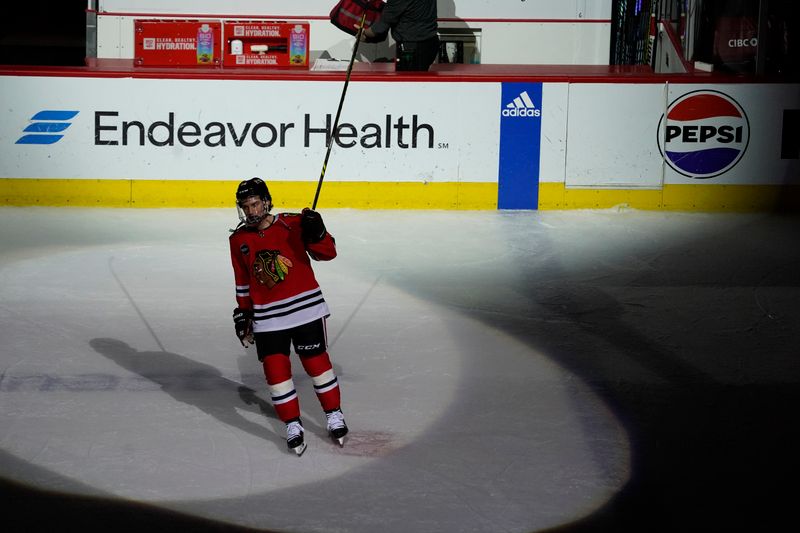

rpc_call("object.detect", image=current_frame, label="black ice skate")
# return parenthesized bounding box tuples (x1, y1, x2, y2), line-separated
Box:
(326, 409, 348, 447)
(286, 420, 307, 456)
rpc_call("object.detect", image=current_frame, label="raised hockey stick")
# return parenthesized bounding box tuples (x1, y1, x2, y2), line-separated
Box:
(311, 11, 368, 210)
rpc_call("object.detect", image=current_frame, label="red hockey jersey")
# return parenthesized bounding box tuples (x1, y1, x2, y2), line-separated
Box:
(229, 213, 337, 332)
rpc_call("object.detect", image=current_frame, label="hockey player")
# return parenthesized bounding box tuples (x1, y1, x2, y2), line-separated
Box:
(229, 178, 347, 455)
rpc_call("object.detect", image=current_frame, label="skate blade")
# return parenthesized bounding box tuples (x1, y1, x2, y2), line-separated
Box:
(336, 437, 345, 448)
(293, 442, 307, 456)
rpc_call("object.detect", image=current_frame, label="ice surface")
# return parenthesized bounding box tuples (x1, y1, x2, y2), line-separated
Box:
(1, 207, 798, 532)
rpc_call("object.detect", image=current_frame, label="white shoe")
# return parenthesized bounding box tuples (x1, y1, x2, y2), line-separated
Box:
(286, 420, 306, 456)
(326, 409, 348, 446)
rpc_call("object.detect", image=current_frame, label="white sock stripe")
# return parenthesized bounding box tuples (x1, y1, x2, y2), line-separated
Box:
(268, 379, 295, 397)
(272, 391, 297, 405)
(315, 382, 339, 395)
(311, 369, 336, 387)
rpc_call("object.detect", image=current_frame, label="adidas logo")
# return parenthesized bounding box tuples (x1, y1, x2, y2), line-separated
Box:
(502, 91, 541, 118)
(16, 110, 79, 145)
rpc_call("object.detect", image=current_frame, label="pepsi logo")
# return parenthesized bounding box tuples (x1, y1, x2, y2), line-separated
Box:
(657, 90, 750, 179)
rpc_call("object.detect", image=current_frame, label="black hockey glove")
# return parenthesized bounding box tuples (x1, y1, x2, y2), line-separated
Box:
(301, 208, 326, 243)
(233, 307, 254, 346)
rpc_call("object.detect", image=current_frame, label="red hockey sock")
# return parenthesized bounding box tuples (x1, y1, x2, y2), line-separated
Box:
(300, 352, 341, 412)
(262, 353, 300, 422)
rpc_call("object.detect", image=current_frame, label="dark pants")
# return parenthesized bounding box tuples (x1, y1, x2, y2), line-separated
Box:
(254, 318, 327, 361)
(396, 35, 440, 71)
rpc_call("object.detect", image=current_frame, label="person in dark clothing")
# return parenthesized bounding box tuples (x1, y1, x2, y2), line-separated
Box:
(360, 0, 439, 71)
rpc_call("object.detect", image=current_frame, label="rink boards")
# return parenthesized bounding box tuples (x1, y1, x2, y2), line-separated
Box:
(0, 72, 798, 211)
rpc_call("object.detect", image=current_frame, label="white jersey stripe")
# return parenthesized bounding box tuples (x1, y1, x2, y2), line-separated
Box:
(251, 286, 330, 332)
(252, 301, 330, 333)
(253, 287, 323, 312)
(253, 294, 324, 320)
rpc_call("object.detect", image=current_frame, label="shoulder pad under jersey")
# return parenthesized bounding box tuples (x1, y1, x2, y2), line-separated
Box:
(230, 222, 256, 236)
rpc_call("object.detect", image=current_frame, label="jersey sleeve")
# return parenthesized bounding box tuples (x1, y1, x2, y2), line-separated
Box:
(229, 233, 252, 310)
(306, 232, 337, 261)
(282, 212, 338, 262)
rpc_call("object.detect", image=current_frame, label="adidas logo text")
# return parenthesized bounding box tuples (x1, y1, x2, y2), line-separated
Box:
(502, 91, 541, 118)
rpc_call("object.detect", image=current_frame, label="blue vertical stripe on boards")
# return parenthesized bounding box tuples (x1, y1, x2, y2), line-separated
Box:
(498, 82, 543, 210)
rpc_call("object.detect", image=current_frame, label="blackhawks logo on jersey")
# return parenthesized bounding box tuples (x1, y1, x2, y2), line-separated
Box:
(253, 249, 293, 288)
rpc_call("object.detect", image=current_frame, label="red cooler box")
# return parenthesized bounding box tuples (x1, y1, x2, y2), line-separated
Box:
(223, 21, 310, 68)
(135, 20, 222, 67)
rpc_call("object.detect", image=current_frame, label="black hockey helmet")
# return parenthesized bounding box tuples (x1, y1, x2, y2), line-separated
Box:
(236, 178, 272, 227)
(236, 177, 271, 205)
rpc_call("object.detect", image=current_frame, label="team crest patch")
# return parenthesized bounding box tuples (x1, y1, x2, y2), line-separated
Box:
(253, 249, 293, 288)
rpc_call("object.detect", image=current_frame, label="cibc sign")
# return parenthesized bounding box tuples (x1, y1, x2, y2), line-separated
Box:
(657, 90, 750, 179)
(728, 37, 758, 48)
